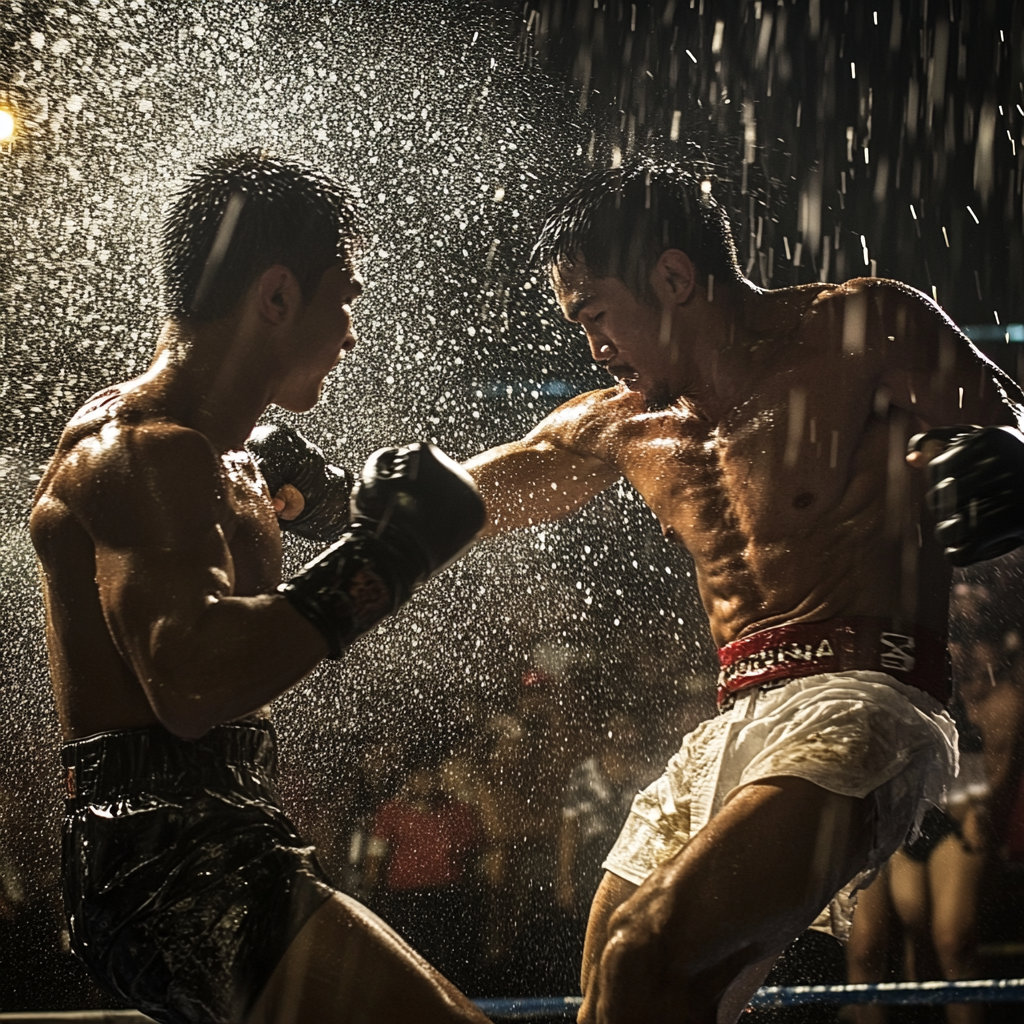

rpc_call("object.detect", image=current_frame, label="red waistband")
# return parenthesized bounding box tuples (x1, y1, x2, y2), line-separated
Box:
(716, 616, 950, 708)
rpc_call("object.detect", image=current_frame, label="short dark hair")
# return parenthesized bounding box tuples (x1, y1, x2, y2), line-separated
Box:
(533, 161, 743, 299)
(160, 151, 361, 320)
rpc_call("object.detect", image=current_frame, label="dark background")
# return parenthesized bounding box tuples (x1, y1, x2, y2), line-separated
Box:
(519, 0, 1023, 326)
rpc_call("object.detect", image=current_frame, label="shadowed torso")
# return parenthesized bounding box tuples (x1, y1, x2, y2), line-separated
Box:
(30, 380, 278, 739)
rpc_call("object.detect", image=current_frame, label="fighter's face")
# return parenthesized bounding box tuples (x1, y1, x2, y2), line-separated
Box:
(553, 261, 678, 408)
(276, 262, 363, 412)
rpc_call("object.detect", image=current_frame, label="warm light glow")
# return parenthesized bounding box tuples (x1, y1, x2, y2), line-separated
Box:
(0, 110, 14, 141)
(700, 179, 712, 195)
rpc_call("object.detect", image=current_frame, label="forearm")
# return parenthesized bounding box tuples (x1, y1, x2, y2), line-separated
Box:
(146, 593, 328, 738)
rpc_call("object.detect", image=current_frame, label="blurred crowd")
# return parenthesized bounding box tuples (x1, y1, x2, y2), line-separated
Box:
(300, 683, 660, 999)
(845, 554, 1024, 1024)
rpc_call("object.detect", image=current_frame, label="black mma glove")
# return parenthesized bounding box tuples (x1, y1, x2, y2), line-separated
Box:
(909, 425, 1024, 566)
(278, 442, 485, 658)
(246, 424, 352, 543)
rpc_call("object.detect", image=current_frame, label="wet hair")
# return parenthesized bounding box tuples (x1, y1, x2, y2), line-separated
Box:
(532, 160, 743, 300)
(160, 150, 361, 321)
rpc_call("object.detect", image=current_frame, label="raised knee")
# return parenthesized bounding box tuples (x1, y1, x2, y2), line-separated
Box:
(597, 925, 720, 1024)
(602, 921, 652, 982)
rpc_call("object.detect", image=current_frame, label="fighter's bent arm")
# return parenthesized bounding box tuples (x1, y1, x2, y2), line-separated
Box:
(58, 424, 328, 739)
(868, 279, 1024, 428)
(464, 394, 621, 536)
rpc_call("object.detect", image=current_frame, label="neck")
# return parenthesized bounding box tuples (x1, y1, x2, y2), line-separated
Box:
(148, 318, 275, 452)
(669, 280, 759, 420)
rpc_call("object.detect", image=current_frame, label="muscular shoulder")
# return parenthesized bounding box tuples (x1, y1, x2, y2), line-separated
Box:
(526, 385, 645, 455)
(808, 277, 955, 341)
(36, 406, 228, 547)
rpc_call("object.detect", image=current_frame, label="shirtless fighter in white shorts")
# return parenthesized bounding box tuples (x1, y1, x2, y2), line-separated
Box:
(463, 162, 1024, 1024)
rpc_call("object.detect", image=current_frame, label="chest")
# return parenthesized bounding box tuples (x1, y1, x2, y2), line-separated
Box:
(219, 450, 283, 595)
(603, 382, 886, 542)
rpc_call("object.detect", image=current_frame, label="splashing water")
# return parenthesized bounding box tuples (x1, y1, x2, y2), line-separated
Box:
(4, 0, 1023, 1008)
(0, 1, 716, 1007)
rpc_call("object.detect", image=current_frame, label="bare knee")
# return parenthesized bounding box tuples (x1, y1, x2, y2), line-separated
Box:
(579, 903, 658, 1024)
(597, 925, 702, 1024)
(592, 903, 729, 1024)
(933, 925, 977, 978)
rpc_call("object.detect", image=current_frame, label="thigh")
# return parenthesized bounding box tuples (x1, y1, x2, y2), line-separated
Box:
(579, 872, 637, 1015)
(592, 776, 874, 1024)
(888, 848, 931, 938)
(846, 861, 892, 979)
(245, 892, 488, 1024)
(929, 834, 985, 969)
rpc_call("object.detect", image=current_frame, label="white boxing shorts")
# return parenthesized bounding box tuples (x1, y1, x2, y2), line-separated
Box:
(602, 671, 958, 939)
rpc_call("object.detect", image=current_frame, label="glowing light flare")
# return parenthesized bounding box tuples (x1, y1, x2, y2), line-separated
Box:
(0, 110, 14, 141)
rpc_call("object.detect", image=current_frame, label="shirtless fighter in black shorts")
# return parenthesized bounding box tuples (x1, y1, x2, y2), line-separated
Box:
(30, 152, 490, 1024)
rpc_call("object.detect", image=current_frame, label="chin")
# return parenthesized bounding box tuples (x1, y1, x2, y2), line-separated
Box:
(274, 390, 322, 414)
(275, 374, 329, 413)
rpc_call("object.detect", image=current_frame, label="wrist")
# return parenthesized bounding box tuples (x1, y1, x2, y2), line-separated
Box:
(350, 518, 432, 586)
(278, 528, 409, 659)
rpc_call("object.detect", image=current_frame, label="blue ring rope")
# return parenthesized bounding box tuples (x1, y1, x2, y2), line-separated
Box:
(474, 978, 1024, 1019)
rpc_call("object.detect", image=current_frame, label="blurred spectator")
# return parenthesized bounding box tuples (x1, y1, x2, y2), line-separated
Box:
(365, 766, 483, 991)
(476, 683, 577, 996)
(330, 735, 409, 898)
(557, 710, 648, 921)
(845, 805, 983, 1024)
(846, 557, 1024, 1024)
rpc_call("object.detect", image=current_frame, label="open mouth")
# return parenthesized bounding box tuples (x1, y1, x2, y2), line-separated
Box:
(608, 364, 639, 387)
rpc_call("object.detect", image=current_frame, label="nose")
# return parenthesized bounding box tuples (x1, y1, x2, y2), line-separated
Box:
(587, 331, 616, 363)
(341, 307, 358, 352)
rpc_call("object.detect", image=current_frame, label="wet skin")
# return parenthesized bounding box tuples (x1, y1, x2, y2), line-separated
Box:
(30, 262, 362, 741)
(466, 254, 1024, 646)
(30, 259, 490, 1024)
(464, 251, 1024, 1024)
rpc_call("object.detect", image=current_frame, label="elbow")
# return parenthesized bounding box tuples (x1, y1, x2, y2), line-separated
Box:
(152, 699, 217, 741)
(144, 667, 220, 740)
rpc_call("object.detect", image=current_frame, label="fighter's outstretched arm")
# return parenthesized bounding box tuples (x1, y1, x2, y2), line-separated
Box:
(463, 391, 622, 536)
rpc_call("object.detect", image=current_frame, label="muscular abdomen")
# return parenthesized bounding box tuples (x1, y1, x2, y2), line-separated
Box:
(624, 409, 951, 647)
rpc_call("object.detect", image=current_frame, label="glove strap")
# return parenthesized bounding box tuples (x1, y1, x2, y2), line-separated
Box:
(278, 527, 411, 658)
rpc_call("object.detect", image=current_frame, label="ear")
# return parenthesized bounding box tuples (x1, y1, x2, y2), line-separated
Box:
(650, 249, 697, 307)
(254, 264, 304, 326)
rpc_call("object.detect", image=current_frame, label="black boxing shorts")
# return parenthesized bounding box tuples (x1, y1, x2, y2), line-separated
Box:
(61, 719, 333, 1024)
(902, 805, 960, 862)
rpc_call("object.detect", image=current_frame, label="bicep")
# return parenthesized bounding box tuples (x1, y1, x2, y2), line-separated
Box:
(94, 534, 234, 685)
(465, 399, 621, 535)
